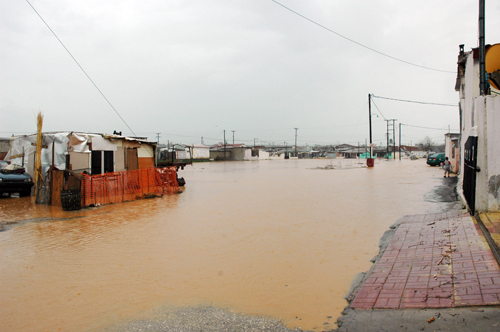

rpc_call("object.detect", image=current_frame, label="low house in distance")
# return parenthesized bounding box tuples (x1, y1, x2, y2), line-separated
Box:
(444, 133, 460, 174)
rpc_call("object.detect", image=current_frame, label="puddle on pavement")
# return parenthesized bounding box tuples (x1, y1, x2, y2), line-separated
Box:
(0, 159, 455, 331)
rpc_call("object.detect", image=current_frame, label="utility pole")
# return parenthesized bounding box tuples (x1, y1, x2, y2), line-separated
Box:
(385, 119, 397, 159)
(368, 94, 372, 158)
(392, 119, 396, 160)
(386, 120, 389, 159)
(223, 130, 226, 160)
(254, 138, 257, 149)
(479, 0, 487, 95)
(399, 123, 402, 160)
(231, 130, 235, 145)
(294, 128, 298, 157)
(168, 140, 171, 164)
(156, 133, 160, 165)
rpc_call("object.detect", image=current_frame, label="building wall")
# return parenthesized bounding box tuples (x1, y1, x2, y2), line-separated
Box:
(115, 146, 125, 172)
(458, 54, 480, 190)
(137, 144, 155, 169)
(458, 48, 500, 212)
(457, 53, 479, 210)
(210, 150, 233, 160)
(269, 154, 285, 160)
(474, 95, 500, 211)
(444, 136, 460, 174)
(69, 151, 90, 173)
(241, 148, 252, 160)
(258, 150, 270, 160)
(137, 144, 154, 158)
(192, 146, 210, 159)
(138, 157, 155, 169)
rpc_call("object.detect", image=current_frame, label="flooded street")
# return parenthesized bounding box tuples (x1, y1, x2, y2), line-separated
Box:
(0, 159, 458, 331)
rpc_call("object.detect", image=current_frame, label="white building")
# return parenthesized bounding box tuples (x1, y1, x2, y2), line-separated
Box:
(456, 44, 500, 212)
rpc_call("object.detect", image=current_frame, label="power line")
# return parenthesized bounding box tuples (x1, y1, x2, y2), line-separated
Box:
(371, 95, 456, 107)
(271, 0, 455, 74)
(25, 0, 137, 137)
(370, 99, 387, 120)
(401, 123, 455, 131)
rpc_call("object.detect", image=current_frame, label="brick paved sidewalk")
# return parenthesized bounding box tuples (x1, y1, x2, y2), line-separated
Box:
(479, 212, 500, 251)
(350, 210, 500, 310)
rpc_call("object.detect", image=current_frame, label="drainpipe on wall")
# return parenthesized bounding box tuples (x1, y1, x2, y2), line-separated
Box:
(479, 0, 487, 95)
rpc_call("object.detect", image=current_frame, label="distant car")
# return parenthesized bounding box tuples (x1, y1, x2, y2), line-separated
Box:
(0, 163, 34, 197)
(426, 153, 445, 166)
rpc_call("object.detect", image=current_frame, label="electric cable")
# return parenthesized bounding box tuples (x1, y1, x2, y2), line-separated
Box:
(401, 123, 456, 131)
(25, 0, 137, 137)
(370, 99, 387, 120)
(371, 95, 456, 107)
(271, 0, 455, 74)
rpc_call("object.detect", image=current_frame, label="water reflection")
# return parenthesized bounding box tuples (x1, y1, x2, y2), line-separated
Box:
(0, 159, 454, 331)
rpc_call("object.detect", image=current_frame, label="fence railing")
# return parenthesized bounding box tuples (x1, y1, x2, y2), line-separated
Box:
(81, 167, 179, 207)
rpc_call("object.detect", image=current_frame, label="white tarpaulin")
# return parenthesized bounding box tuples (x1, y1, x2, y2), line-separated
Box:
(91, 135, 117, 151)
(6, 132, 70, 179)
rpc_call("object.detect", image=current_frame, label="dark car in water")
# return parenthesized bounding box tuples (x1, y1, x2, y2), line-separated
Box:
(0, 162, 34, 197)
(426, 153, 445, 166)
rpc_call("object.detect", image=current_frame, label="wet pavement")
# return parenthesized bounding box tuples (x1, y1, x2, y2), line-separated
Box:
(349, 211, 500, 310)
(338, 175, 500, 332)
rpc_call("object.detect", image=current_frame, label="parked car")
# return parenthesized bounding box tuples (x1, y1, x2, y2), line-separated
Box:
(0, 162, 34, 197)
(426, 153, 445, 166)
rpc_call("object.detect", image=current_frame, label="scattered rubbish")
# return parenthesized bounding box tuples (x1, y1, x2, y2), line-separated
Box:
(437, 254, 450, 265)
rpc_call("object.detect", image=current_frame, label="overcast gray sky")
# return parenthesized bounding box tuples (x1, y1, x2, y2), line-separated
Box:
(1, 0, 499, 147)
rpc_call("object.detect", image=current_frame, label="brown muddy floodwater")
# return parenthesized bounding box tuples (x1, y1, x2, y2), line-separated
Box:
(0, 159, 455, 331)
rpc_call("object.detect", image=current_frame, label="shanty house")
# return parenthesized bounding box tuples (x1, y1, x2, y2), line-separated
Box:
(6, 132, 156, 178)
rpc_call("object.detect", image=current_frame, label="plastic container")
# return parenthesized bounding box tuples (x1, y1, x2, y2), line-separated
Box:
(61, 189, 82, 211)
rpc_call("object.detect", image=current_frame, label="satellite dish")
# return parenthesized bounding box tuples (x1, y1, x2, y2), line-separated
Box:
(486, 43, 500, 90)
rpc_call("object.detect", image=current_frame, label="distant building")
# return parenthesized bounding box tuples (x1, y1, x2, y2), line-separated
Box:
(444, 133, 460, 174)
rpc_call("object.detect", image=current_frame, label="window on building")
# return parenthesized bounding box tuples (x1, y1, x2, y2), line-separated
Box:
(91, 150, 114, 175)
